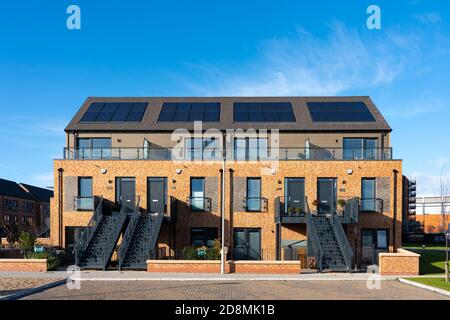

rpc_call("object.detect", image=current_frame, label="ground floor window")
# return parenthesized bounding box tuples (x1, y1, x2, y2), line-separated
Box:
(361, 228, 389, 267)
(190, 227, 218, 247)
(233, 228, 261, 260)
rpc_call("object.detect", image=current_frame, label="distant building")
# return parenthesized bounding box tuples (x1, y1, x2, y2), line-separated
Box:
(0, 178, 53, 237)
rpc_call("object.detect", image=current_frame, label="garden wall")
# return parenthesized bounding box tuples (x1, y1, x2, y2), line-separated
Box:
(379, 248, 420, 276)
(0, 259, 48, 272)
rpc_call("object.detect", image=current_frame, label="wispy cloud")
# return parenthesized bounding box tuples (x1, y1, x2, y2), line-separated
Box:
(384, 98, 444, 119)
(410, 171, 450, 197)
(177, 22, 421, 96)
(29, 172, 54, 188)
(413, 12, 441, 24)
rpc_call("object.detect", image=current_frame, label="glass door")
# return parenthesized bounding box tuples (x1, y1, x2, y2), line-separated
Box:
(361, 229, 388, 267)
(233, 228, 261, 260)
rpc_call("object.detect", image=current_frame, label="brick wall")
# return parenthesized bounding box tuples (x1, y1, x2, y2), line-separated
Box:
(378, 248, 420, 276)
(0, 259, 47, 272)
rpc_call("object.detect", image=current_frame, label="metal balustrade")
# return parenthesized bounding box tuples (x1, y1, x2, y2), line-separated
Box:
(243, 197, 268, 212)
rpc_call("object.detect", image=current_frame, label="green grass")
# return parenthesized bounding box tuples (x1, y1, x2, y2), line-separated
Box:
(403, 243, 449, 251)
(404, 248, 449, 275)
(406, 277, 450, 292)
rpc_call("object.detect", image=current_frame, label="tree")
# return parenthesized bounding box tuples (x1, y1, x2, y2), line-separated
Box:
(4, 223, 19, 246)
(439, 166, 449, 232)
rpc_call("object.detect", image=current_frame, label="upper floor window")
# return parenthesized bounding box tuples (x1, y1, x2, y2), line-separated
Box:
(246, 178, 262, 212)
(76, 138, 112, 159)
(76, 177, 93, 211)
(185, 138, 220, 160)
(22, 216, 34, 226)
(361, 178, 376, 212)
(22, 202, 34, 213)
(190, 178, 205, 211)
(4, 199, 18, 212)
(234, 138, 268, 161)
(343, 138, 377, 160)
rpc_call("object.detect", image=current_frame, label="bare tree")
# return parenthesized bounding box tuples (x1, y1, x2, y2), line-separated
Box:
(439, 166, 449, 233)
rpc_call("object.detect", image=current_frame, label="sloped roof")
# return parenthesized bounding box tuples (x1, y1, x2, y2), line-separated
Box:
(19, 183, 53, 203)
(65, 96, 392, 132)
(0, 179, 34, 200)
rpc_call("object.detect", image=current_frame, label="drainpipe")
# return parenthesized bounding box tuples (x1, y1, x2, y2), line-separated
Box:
(58, 168, 64, 247)
(393, 169, 399, 252)
(220, 131, 226, 274)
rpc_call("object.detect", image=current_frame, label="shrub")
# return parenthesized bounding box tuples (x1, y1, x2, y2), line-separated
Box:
(30, 252, 59, 271)
(4, 223, 19, 245)
(182, 246, 199, 260)
(337, 199, 347, 208)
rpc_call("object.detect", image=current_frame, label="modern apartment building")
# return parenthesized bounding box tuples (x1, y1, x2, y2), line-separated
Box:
(0, 178, 53, 236)
(50, 97, 402, 271)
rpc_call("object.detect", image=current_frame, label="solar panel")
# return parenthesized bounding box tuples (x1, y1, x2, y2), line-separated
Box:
(307, 102, 376, 122)
(157, 102, 221, 122)
(233, 102, 296, 122)
(79, 102, 148, 122)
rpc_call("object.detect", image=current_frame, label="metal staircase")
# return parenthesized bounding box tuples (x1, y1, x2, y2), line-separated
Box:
(74, 199, 127, 270)
(119, 211, 164, 270)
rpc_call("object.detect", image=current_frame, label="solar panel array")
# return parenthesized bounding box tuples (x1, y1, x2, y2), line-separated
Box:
(80, 102, 148, 122)
(233, 102, 296, 122)
(306, 102, 376, 122)
(157, 102, 221, 122)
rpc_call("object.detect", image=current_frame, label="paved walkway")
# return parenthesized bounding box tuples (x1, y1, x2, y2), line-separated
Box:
(22, 279, 448, 300)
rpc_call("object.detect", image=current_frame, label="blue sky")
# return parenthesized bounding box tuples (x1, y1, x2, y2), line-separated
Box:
(0, 0, 449, 195)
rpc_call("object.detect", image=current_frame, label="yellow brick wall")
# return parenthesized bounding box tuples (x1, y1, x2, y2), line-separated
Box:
(50, 159, 402, 263)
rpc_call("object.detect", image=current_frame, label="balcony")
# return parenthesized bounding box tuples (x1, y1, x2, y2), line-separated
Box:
(186, 197, 212, 212)
(63, 147, 393, 161)
(244, 197, 268, 212)
(73, 196, 95, 211)
(360, 198, 383, 213)
(274, 197, 307, 223)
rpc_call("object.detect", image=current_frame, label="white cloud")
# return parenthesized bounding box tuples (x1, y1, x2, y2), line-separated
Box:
(384, 99, 444, 119)
(30, 172, 54, 188)
(178, 22, 420, 96)
(413, 13, 441, 24)
(410, 171, 450, 197)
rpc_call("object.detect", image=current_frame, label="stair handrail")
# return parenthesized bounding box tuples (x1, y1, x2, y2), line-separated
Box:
(101, 199, 132, 270)
(345, 197, 360, 223)
(331, 213, 353, 271)
(147, 211, 164, 259)
(74, 196, 104, 265)
(118, 200, 141, 270)
(306, 201, 323, 272)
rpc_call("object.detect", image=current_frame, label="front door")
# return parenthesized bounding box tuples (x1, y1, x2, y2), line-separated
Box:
(317, 178, 337, 215)
(116, 177, 136, 208)
(285, 178, 305, 215)
(233, 228, 261, 260)
(361, 229, 388, 267)
(148, 177, 167, 214)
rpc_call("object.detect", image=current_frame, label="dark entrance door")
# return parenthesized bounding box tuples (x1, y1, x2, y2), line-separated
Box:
(285, 178, 305, 214)
(116, 177, 136, 209)
(233, 228, 261, 260)
(361, 229, 388, 267)
(317, 178, 337, 215)
(148, 177, 167, 214)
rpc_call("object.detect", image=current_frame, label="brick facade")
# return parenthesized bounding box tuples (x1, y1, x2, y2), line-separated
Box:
(0, 259, 48, 272)
(379, 249, 420, 276)
(50, 159, 403, 266)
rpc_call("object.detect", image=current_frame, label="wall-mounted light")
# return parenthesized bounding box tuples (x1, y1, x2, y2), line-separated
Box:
(175, 168, 182, 174)
(346, 169, 353, 175)
(100, 168, 107, 174)
(270, 168, 277, 175)
(117, 139, 122, 143)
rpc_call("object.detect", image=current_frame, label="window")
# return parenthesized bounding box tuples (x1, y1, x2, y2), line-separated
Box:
(4, 214, 18, 224)
(22, 202, 34, 213)
(185, 138, 220, 160)
(361, 178, 376, 211)
(76, 138, 112, 159)
(4, 199, 18, 212)
(234, 138, 268, 160)
(22, 216, 34, 226)
(246, 178, 261, 212)
(343, 138, 377, 160)
(190, 227, 218, 247)
(77, 177, 93, 211)
(190, 178, 205, 211)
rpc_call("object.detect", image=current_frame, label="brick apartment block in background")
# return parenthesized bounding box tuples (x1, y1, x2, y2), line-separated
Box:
(50, 96, 403, 272)
(0, 178, 53, 237)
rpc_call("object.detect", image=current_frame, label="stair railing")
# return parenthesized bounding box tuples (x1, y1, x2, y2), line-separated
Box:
(148, 211, 164, 259)
(331, 213, 353, 271)
(101, 199, 132, 270)
(118, 200, 141, 270)
(306, 202, 323, 272)
(345, 197, 360, 223)
(74, 196, 104, 265)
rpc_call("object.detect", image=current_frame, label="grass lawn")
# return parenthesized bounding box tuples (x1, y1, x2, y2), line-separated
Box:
(406, 277, 450, 292)
(402, 247, 449, 275)
(403, 243, 449, 251)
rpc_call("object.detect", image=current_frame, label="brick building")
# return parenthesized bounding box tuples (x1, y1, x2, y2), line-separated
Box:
(50, 96, 403, 271)
(0, 178, 53, 236)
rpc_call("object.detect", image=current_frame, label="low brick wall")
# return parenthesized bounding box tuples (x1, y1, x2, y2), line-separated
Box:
(147, 260, 222, 273)
(147, 260, 302, 274)
(0, 259, 48, 272)
(228, 261, 302, 274)
(379, 248, 420, 276)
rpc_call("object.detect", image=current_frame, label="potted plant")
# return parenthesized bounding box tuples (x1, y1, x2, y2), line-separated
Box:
(337, 199, 346, 216)
(311, 199, 319, 215)
(295, 207, 303, 216)
(287, 206, 294, 216)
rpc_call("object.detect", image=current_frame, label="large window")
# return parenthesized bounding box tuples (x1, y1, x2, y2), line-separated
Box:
(190, 227, 218, 247)
(246, 178, 261, 212)
(234, 138, 268, 161)
(77, 177, 93, 211)
(343, 138, 377, 160)
(185, 138, 220, 160)
(361, 178, 376, 211)
(4, 199, 18, 212)
(22, 201, 34, 213)
(190, 178, 205, 211)
(77, 138, 112, 159)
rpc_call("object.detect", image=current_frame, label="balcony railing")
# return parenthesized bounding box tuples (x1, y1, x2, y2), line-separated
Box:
(360, 198, 383, 213)
(244, 197, 268, 212)
(187, 197, 212, 212)
(73, 196, 94, 211)
(275, 196, 307, 223)
(63, 147, 393, 161)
